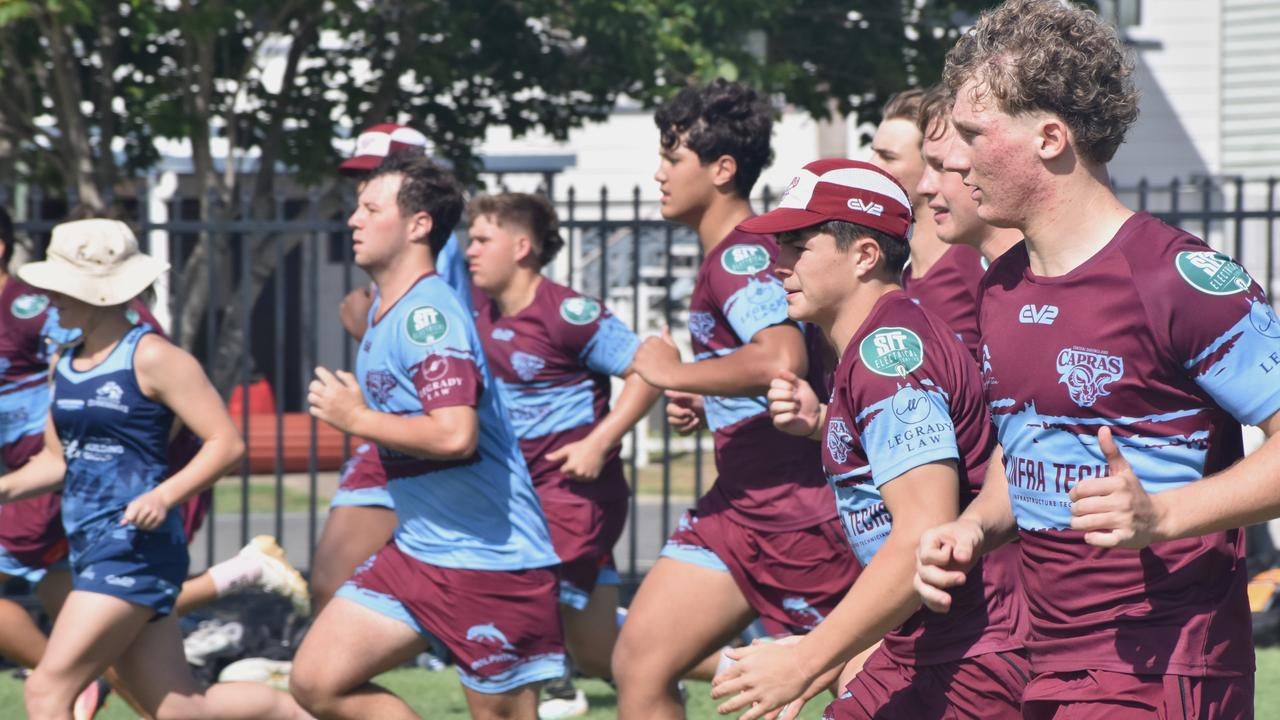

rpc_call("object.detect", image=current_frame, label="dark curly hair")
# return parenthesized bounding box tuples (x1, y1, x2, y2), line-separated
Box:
(943, 0, 1138, 164)
(467, 192, 565, 268)
(655, 79, 774, 198)
(0, 206, 12, 270)
(367, 153, 464, 258)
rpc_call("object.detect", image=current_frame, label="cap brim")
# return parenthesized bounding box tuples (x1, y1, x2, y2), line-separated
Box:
(338, 155, 382, 176)
(736, 208, 833, 235)
(18, 255, 169, 307)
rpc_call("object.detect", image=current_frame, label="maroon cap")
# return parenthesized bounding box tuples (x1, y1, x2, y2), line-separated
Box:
(738, 158, 913, 240)
(339, 123, 430, 175)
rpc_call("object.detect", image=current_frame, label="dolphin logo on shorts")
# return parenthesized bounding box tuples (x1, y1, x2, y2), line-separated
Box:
(466, 622, 515, 651)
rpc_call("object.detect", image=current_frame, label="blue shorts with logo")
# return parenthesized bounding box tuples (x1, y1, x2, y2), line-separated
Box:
(71, 526, 188, 617)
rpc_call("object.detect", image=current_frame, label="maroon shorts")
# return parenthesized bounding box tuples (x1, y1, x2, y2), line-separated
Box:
(660, 508, 858, 635)
(1022, 669, 1252, 720)
(824, 647, 1029, 720)
(0, 492, 68, 572)
(338, 541, 565, 694)
(542, 497, 627, 610)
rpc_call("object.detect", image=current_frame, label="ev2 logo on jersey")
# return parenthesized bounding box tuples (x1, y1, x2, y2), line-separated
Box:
(1019, 304, 1059, 325)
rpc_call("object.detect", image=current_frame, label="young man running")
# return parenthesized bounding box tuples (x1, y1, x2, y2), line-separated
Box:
(872, 89, 988, 357)
(615, 79, 858, 720)
(915, 1, 1280, 716)
(292, 153, 564, 720)
(914, 85, 1022, 270)
(710, 159, 1026, 720)
(313, 122, 476, 612)
(466, 191, 660, 715)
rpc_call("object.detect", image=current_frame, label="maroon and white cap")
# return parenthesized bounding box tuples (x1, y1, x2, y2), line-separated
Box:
(738, 158, 913, 240)
(338, 123, 430, 175)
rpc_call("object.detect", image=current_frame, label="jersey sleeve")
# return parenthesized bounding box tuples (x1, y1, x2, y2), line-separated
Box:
(549, 294, 641, 377)
(707, 243, 795, 343)
(396, 301, 484, 413)
(1138, 235, 1280, 426)
(853, 325, 961, 487)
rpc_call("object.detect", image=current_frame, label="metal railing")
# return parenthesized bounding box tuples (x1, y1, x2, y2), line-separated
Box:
(5, 175, 1278, 582)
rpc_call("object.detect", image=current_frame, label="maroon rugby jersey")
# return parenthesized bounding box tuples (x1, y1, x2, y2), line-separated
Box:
(901, 244, 986, 358)
(688, 229, 836, 531)
(822, 290, 1020, 664)
(980, 212, 1280, 677)
(474, 278, 639, 504)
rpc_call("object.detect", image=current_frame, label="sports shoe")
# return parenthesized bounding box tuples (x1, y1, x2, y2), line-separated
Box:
(72, 679, 110, 720)
(241, 535, 310, 615)
(183, 619, 245, 666)
(538, 687, 589, 719)
(219, 657, 292, 691)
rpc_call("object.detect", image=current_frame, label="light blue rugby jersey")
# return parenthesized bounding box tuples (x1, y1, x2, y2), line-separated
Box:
(355, 272, 559, 571)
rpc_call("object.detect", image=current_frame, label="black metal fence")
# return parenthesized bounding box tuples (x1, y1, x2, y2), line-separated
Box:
(5, 175, 1278, 581)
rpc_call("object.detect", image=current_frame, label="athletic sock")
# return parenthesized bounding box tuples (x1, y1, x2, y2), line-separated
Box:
(207, 553, 264, 596)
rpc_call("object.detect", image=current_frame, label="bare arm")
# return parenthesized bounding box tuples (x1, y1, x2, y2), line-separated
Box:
(712, 461, 961, 718)
(0, 417, 66, 502)
(308, 367, 478, 460)
(547, 369, 661, 482)
(135, 334, 244, 512)
(1070, 412, 1280, 548)
(632, 324, 807, 398)
(914, 445, 1016, 613)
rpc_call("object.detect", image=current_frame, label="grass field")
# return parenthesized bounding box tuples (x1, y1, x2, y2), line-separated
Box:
(2, 651, 1279, 719)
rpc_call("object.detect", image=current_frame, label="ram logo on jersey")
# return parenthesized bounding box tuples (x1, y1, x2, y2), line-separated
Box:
(826, 417, 854, 464)
(511, 352, 546, 382)
(1019, 304, 1059, 325)
(365, 370, 397, 405)
(87, 381, 129, 413)
(1056, 347, 1123, 408)
(689, 311, 716, 345)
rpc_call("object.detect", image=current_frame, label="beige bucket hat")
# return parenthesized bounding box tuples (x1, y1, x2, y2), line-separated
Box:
(17, 219, 169, 307)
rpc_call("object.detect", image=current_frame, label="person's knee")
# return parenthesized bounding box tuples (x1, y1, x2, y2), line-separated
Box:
(288, 659, 336, 716)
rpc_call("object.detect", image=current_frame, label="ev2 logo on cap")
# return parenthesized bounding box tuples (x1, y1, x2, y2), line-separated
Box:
(405, 306, 448, 345)
(847, 198, 884, 217)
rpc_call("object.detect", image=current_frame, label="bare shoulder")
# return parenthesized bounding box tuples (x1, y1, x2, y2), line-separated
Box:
(134, 332, 204, 390)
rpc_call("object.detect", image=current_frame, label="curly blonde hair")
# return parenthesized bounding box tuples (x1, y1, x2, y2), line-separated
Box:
(943, 0, 1138, 164)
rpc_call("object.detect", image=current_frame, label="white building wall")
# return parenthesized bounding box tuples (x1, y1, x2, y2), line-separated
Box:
(1109, 0, 1222, 185)
(1221, 0, 1280, 177)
